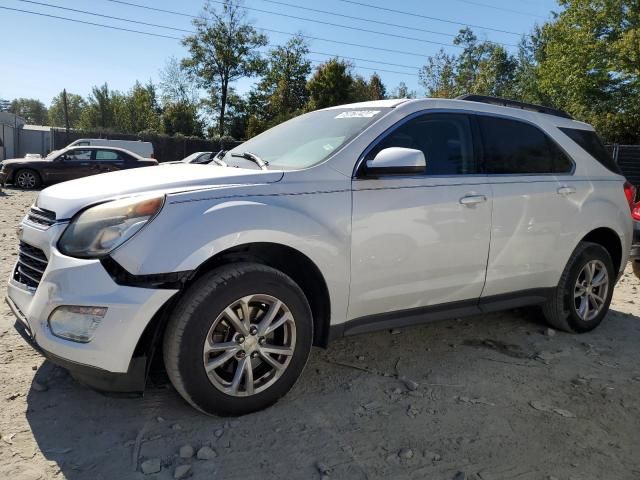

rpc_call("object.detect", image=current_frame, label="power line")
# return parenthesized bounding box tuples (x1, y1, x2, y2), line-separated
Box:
(0, 5, 184, 40)
(99, 0, 441, 58)
(450, 0, 546, 19)
(1, 5, 421, 73)
(336, 0, 524, 36)
(258, 0, 455, 39)
(17, 0, 194, 33)
(104, 0, 460, 49)
(309, 60, 418, 77)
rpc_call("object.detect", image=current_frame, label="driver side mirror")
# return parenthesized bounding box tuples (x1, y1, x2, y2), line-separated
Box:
(365, 147, 426, 176)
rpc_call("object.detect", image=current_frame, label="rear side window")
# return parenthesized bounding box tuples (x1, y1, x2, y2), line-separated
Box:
(95, 150, 121, 161)
(559, 127, 620, 174)
(478, 116, 572, 174)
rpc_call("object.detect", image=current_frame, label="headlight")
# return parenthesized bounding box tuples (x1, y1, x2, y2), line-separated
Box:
(58, 195, 164, 258)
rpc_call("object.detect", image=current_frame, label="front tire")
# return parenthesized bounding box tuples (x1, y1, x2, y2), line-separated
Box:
(542, 242, 615, 333)
(14, 169, 41, 189)
(163, 263, 313, 416)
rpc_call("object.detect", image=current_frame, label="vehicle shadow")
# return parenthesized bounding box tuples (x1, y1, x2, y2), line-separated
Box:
(24, 306, 640, 480)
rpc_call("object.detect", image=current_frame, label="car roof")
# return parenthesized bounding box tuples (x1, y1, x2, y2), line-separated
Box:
(64, 145, 144, 158)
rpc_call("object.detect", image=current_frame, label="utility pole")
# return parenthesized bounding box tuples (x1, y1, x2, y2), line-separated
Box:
(62, 89, 70, 143)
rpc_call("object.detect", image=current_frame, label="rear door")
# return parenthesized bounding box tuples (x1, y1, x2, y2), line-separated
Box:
(349, 112, 493, 320)
(95, 149, 126, 173)
(475, 114, 579, 297)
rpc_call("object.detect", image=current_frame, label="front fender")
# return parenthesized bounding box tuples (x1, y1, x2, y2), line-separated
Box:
(112, 188, 352, 323)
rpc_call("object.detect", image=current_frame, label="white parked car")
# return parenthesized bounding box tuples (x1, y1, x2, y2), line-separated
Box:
(6, 96, 634, 416)
(67, 138, 154, 159)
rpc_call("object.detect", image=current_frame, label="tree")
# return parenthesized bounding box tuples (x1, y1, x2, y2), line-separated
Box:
(390, 81, 417, 99)
(536, 0, 640, 142)
(252, 34, 312, 124)
(113, 81, 162, 133)
(419, 28, 518, 98)
(182, 0, 267, 137)
(48, 91, 86, 128)
(349, 75, 370, 102)
(307, 59, 354, 109)
(79, 83, 115, 129)
(163, 102, 203, 137)
(159, 56, 200, 105)
(9, 98, 48, 124)
(368, 73, 386, 100)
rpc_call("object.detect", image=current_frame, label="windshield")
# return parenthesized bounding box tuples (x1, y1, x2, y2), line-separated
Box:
(223, 107, 391, 170)
(182, 152, 208, 163)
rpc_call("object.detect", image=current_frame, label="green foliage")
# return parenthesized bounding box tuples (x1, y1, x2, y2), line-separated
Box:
(307, 59, 355, 110)
(163, 102, 204, 137)
(182, 0, 267, 137)
(390, 82, 417, 99)
(9, 98, 48, 124)
(48, 91, 86, 128)
(536, 0, 640, 142)
(419, 28, 519, 98)
(249, 34, 312, 126)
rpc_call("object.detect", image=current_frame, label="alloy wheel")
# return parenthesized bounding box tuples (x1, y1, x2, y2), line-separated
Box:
(573, 259, 609, 321)
(16, 171, 36, 189)
(202, 294, 296, 397)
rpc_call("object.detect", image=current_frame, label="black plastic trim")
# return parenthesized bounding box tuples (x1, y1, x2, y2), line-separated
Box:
(330, 288, 554, 340)
(100, 256, 192, 289)
(456, 94, 573, 119)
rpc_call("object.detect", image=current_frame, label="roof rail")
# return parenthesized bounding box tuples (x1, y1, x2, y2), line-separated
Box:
(456, 94, 573, 120)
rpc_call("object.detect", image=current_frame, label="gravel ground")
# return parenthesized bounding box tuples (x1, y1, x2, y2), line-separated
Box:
(1, 187, 639, 480)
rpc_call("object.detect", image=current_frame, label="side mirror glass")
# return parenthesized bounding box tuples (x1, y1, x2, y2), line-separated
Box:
(365, 147, 426, 175)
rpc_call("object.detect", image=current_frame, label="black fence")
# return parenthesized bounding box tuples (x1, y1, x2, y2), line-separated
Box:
(51, 128, 243, 162)
(611, 145, 640, 187)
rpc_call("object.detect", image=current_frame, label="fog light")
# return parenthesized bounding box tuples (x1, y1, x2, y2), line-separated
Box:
(48, 306, 107, 343)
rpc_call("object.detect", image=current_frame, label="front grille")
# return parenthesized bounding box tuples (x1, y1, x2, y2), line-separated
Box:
(13, 241, 49, 290)
(26, 207, 56, 227)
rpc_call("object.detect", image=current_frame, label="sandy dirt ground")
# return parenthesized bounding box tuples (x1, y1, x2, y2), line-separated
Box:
(0, 187, 639, 480)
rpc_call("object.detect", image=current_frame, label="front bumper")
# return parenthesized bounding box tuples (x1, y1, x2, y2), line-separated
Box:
(6, 219, 177, 388)
(7, 295, 147, 392)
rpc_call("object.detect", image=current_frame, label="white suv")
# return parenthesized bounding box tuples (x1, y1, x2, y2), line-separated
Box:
(6, 96, 633, 416)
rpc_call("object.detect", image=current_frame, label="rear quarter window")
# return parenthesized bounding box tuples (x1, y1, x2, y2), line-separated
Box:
(559, 127, 620, 174)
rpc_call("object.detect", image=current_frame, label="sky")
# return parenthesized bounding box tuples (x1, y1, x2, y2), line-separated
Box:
(0, 0, 559, 105)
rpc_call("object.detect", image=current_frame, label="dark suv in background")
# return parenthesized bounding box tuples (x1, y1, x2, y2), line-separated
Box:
(0, 146, 157, 189)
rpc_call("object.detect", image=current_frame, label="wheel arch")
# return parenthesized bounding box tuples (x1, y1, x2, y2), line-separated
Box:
(135, 242, 333, 360)
(580, 227, 623, 273)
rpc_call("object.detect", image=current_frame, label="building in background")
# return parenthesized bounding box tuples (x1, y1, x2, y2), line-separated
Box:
(0, 112, 53, 160)
(0, 99, 11, 112)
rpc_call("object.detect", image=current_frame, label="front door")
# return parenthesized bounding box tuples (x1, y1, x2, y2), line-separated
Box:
(47, 149, 94, 183)
(349, 113, 492, 320)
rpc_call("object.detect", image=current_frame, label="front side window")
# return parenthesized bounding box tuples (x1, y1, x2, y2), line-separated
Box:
(365, 113, 476, 175)
(478, 116, 572, 174)
(223, 107, 391, 170)
(62, 149, 92, 162)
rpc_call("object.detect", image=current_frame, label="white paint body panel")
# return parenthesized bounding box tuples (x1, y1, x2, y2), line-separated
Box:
(6, 98, 633, 373)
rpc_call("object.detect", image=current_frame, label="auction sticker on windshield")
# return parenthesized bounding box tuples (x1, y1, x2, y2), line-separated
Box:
(335, 110, 380, 118)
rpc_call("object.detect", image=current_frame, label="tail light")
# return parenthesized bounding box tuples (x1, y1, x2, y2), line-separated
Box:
(624, 181, 636, 210)
(632, 203, 640, 221)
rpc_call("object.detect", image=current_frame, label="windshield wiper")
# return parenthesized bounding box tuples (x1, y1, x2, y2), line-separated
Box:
(210, 150, 228, 167)
(230, 151, 269, 170)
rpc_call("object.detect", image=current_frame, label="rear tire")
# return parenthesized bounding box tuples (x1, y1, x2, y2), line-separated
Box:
(163, 263, 313, 416)
(542, 241, 615, 333)
(14, 169, 41, 189)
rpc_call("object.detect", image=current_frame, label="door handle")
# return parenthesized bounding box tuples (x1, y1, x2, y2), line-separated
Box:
(459, 194, 487, 206)
(557, 185, 576, 196)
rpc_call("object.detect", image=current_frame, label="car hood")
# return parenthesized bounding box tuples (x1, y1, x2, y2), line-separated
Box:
(1, 157, 50, 166)
(37, 164, 284, 219)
